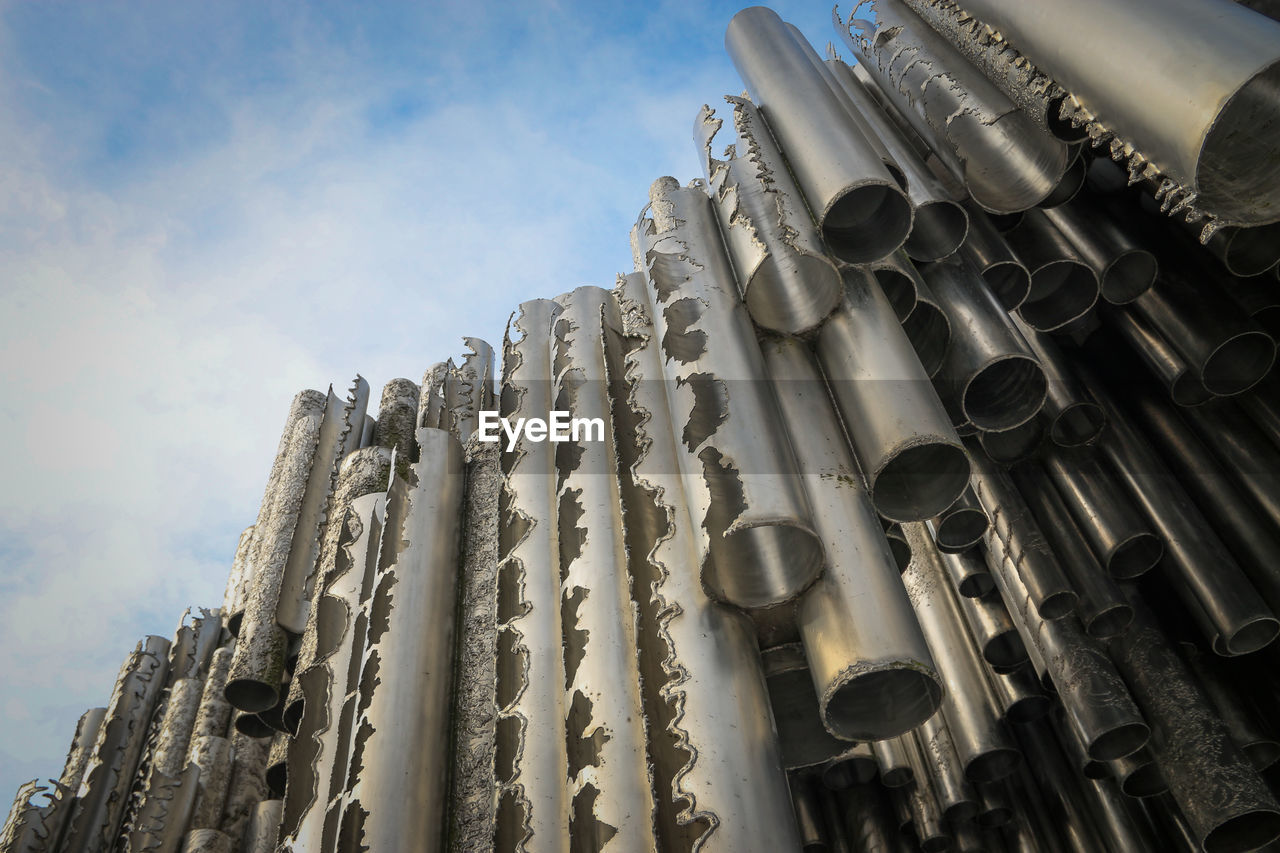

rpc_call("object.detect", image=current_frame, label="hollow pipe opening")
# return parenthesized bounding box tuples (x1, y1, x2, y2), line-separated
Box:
(873, 267, 919, 321)
(824, 183, 913, 264)
(1049, 402, 1107, 447)
(1038, 589, 1079, 620)
(1200, 330, 1276, 396)
(825, 668, 943, 742)
(749, 254, 845, 334)
(902, 300, 950, 378)
(1088, 722, 1151, 762)
(962, 355, 1047, 432)
(1107, 534, 1163, 580)
(977, 418, 1043, 465)
(821, 754, 878, 789)
(1245, 741, 1280, 772)
(1102, 251, 1158, 305)
(871, 442, 970, 523)
(1224, 615, 1280, 656)
(965, 747, 1022, 783)
(225, 680, 279, 715)
(982, 633, 1028, 669)
(1045, 94, 1088, 143)
(1085, 603, 1135, 640)
(1005, 695, 1053, 724)
(981, 261, 1031, 312)
(904, 200, 969, 263)
(1020, 262, 1098, 331)
(706, 523, 825, 609)
(1197, 60, 1280, 224)
(958, 572, 995, 599)
(1202, 808, 1280, 853)
(934, 507, 988, 553)
(1119, 761, 1167, 798)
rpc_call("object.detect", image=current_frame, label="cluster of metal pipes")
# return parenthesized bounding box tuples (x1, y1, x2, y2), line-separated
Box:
(6, 1, 1280, 851)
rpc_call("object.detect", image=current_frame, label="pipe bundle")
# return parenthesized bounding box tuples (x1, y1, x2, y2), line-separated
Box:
(6, 2, 1280, 851)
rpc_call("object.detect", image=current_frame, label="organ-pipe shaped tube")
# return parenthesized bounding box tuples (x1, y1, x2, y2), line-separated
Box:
(901, 523, 1020, 782)
(985, 663, 1052, 723)
(1091, 381, 1280, 654)
(1179, 642, 1280, 772)
(958, 205, 1031, 311)
(924, 260, 1047, 432)
(762, 645, 855, 772)
(1190, 221, 1280, 278)
(946, 0, 1280, 225)
(1042, 199, 1158, 304)
(900, 740, 951, 852)
(815, 266, 968, 521)
(725, 7, 913, 263)
(868, 250, 922, 322)
(1111, 747, 1168, 798)
(1011, 718, 1111, 853)
(975, 417, 1043, 466)
(899, 273, 951, 380)
(871, 736, 915, 788)
(1003, 210, 1100, 332)
(634, 178, 824, 608)
(1053, 707, 1110, 780)
(838, 784, 900, 852)
(823, 55, 969, 262)
(1110, 594, 1280, 853)
(223, 526, 255, 638)
(788, 775, 827, 852)
(1010, 464, 1132, 639)
(612, 272, 803, 851)
(1041, 445, 1164, 580)
(820, 742, 878, 790)
(187, 736, 233, 831)
(929, 488, 988, 555)
(219, 731, 269, 845)
(883, 523, 912, 573)
(915, 712, 979, 822)
(948, 567, 1027, 668)
(1008, 318, 1106, 447)
(929, 524, 993, 597)
(974, 780, 1013, 829)
(1103, 305, 1215, 407)
(837, 0, 1071, 214)
(968, 448, 1077, 619)
(695, 97, 843, 335)
(765, 335, 943, 741)
(336, 427, 465, 853)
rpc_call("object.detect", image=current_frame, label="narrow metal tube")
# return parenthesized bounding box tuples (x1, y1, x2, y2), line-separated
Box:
(636, 179, 824, 608)
(695, 97, 843, 335)
(187, 735, 233, 831)
(1004, 210, 1100, 332)
(838, 783, 901, 852)
(243, 799, 283, 853)
(1010, 464, 1132, 639)
(1042, 198, 1158, 304)
(1110, 594, 1280, 853)
(930, 488, 989, 555)
(763, 645, 854, 773)
(973, 780, 1013, 829)
(1008, 318, 1106, 447)
(191, 649, 232, 742)
(925, 260, 1047, 432)
(900, 273, 952, 380)
(821, 742, 878, 790)
(836, 0, 1070, 214)
(945, 554, 1026, 667)
(1041, 445, 1164, 580)
(1110, 747, 1168, 798)
(725, 7, 912, 263)
(1103, 305, 1216, 406)
(872, 736, 916, 788)
(915, 713, 979, 822)
(219, 731, 269, 846)
(789, 774, 828, 852)
(1180, 642, 1280, 772)
(869, 250, 923, 322)
(976, 417, 1044, 465)
(929, 522, 993, 597)
(766, 335, 943, 741)
(1181, 400, 1280, 529)
(223, 526, 255, 638)
(958, 205, 1031, 311)
(1081, 774, 1162, 852)
(816, 266, 969, 521)
(985, 663, 1051, 724)
(901, 738, 951, 852)
(901, 523, 1021, 782)
(1011, 718, 1111, 853)
(183, 829, 233, 853)
(883, 523, 913, 573)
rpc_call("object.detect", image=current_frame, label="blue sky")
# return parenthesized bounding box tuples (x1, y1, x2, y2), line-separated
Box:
(0, 0, 836, 799)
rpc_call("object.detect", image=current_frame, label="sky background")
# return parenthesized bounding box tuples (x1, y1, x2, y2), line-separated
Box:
(0, 0, 838, 800)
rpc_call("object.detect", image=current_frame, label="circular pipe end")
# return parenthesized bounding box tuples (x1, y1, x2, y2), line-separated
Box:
(871, 441, 970, 523)
(1037, 589, 1079, 621)
(1225, 615, 1280, 656)
(976, 805, 1014, 829)
(943, 801, 980, 824)
(823, 183, 913, 265)
(1005, 694, 1054, 724)
(1020, 261, 1099, 332)
(902, 300, 951, 378)
(962, 355, 1048, 432)
(885, 525, 912, 573)
(904, 200, 969, 263)
(824, 667, 943, 742)
(1245, 740, 1280, 772)
(747, 255, 844, 335)
(1119, 761, 1167, 798)
(1085, 603, 1135, 640)
(1203, 808, 1280, 853)
(934, 507, 989, 553)
(881, 766, 913, 788)
(1049, 402, 1107, 447)
(1198, 59, 1280, 225)
(233, 711, 274, 739)
(821, 754, 878, 790)
(982, 260, 1032, 311)
(1101, 251, 1157, 304)
(965, 747, 1022, 783)
(977, 418, 1044, 464)
(982, 632, 1028, 669)
(704, 524, 825, 609)
(225, 679, 279, 715)
(1087, 722, 1151, 762)
(873, 267, 919, 321)
(957, 573, 996, 599)
(1107, 533, 1163, 579)
(1201, 330, 1276, 396)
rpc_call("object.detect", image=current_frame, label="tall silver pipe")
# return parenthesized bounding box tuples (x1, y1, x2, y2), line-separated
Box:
(1042, 198, 1158, 304)
(915, 713, 979, 822)
(871, 736, 915, 788)
(724, 7, 912, 263)
(218, 731, 268, 845)
(1111, 749, 1168, 799)
(1004, 210, 1100, 333)
(765, 335, 943, 741)
(899, 273, 951, 380)
(837, 0, 1070, 213)
(1103, 305, 1215, 407)
(883, 523, 913, 573)
(191, 650, 232, 742)
(1011, 719, 1110, 853)
(187, 736, 233, 831)
(336, 428, 465, 853)
(635, 178, 824, 608)
(1011, 465, 1132, 639)
(976, 417, 1044, 466)
(900, 742, 951, 852)
(821, 743, 878, 791)
(901, 523, 1020, 783)
(838, 784, 901, 853)
(930, 488, 988, 555)
(816, 266, 969, 521)
(222, 526, 255, 637)
(612, 273, 803, 851)
(941, 0, 1280, 225)
(958, 206, 1031, 311)
(1110, 595, 1280, 853)
(695, 97, 843, 335)
(925, 260, 1047, 433)
(1041, 445, 1163, 580)
(788, 775, 827, 852)
(930, 527, 993, 598)
(985, 663, 1051, 724)
(1008, 318, 1106, 447)
(763, 645, 855, 773)
(1091, 383, 1279, 654)
(869, 250, 923, 322)
(949, 572, 1026, 668)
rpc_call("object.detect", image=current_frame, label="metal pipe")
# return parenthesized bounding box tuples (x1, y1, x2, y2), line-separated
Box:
(816, 265, 969, 521)
(901, 739, 951, 853)
(1102, 304, 1216, 407)
(946, 558, 1026, 668)
(958, 205, 1031, 311)
(820, 742, 878, 790)
(695, 97, 843, 335)
(243, 799, 283, 853)
(871, 736, 915, 789)
(1041, 445, 1164, 580)
(1180, 641, 1280, 772)
(1003, 210, 1100, 333)
(930, 522, 993, 597)
(1110, 747, 1168, 799)
(1042, 198, 1158, 304)
(1011, 718, 1110, 853)
(636, 178, 824, 608)
(930, 488, 989, 555)
(1181, 399, 1280, 529)
(883, 523, 913, 573)
(976, 417, 1044, 466)
(838, 783, 901, 853)
(947, 0, 1280, 225)
(869, 251, 922, 322)
(836, 0, 1071, 214)
(915, 713, 979, 822)
(899, 272, 951, 380)
(219, 731, 268, 846)
(765, 335, 943, 741)
(1110, 594, 1280, 853)
(985, 663, 1051, 724)
(1008, 318, 1106, 447)
(725, 7, 912, 263)
(1036, 148, 1087, 208)
(763, 644, 855, 775)
(901, 523, 1020, 783)
(183, 829, 233, 853)
(789, 774, 828, 852)
(1010, 464, 1132, 639)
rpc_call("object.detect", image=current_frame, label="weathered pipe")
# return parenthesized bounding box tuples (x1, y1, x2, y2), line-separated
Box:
(929, 521, 993, 598)
(899, 272, 952, 380)
(243, 799, 283, 853)
(1043, 198, 1158, 304)
(1110, 594, 1280, 853)
(264, 727, 288, 799)
(1011, 718, 1111, 853)
(763, 645, 856, 772)
(1130, 263, 1276, 397)
(1111, 747, 1169, 798)
(183, 829, 234, 853)
(998, 763, 1066, 853)
(1102, 304, 1216, 407)
(930, 488, 988, 555)
(1091, 382, 1280, 654)
(766, 336, 943, 741)
(1225, 273, 1280, 338)
(976, 417, 1044, 466)
(695, 96, 843, 335)
(837, 0, 1070, 213)
(985, 663, 1052, 724)
(883, 523, 913, 573)
(925, 260, 1047, 432)
(820, 742, 878, 790)
(950, 0, 1280, 225)
(1003, 210, 1100, 333)
(1181, 399, 1280, 530)
(868, 250, 923, 322)
(1186, 219, 1280, 278)
(191, 648, 232, 742)
(1081, 773, 1163, 853)
(973, 780, 1013, 829)
(945, 555, 1026, 667)
(958, 204, 1031, 311)
(1036, 148, 1087, 208)
(1052, 706, 1110, 780)
(823, 55, 969, 262)
(816, 265, 969, 522)
(901, 522, 1021, 783)
(789, 774, 828, 852)
(613, 271, 805, 851)
(1011, 464, 1133, 639)
(1008, 317, 1106, 447)
(187, 735, 233, 831)
(1180, 642, 1280, 772)
(1041, 445, 1164, 580)
(223, 525, 255, 637)
(336, 427, 465, 853)
(872, 736, 916, 788)
(968, 448, 1078, 620)
(725, 7, 912, 263)
(915, 712, 980, 822)
(1129, 390, 1280, 616)
(901, 738, 951, 853)
(636, 178, 824, 608)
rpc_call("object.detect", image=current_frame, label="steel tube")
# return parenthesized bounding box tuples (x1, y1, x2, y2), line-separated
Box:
(872, 736, 916, 788)
(900, 273, 951, 380)
(1180, 642, 1280, 772)
(1181, 400, 1280, 529)
(883, 523, 913, 573)
(1111, 747, 1168, 798)
(816, 266, 969, 521)
(838, 784, 901, 853)
(821, 742, 878, 790)
(869, 250, 923, 322)
(1004, 210, 1100, 332)
(915, 713, 979, 822)
(901, 741, 950, 853)
(930, 488, 989, 555)
(763, 645, 853, 773)
(958, 206, 1031, 311)
(243, 799, 283, 853)
(725, 7, 912, 263)
(1042, 199, 1157, 304)
(930, 523, 993, 597)
(1011, 719, 1110, 853)
(1103, 305, 1216, 407)
(945, 554, 1025, 667)
(985, 663, 1051, 724)
(1008, 318, 1106, 447)
(976, 417, 1044, 465)
(187, 735, 233, 831)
